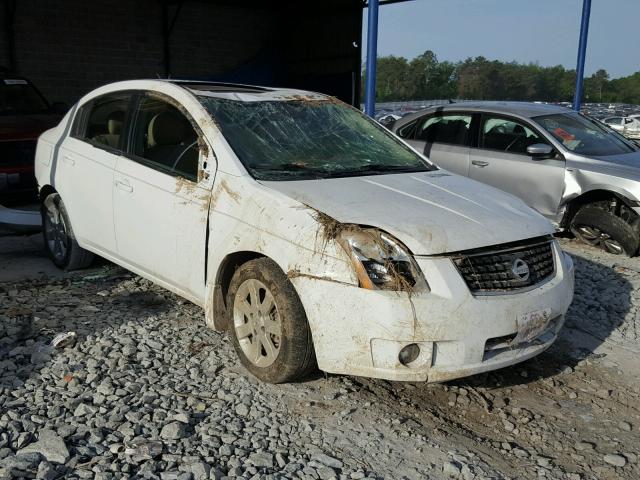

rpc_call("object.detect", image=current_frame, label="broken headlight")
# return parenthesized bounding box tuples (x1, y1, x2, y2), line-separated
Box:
(338, 228, 427, 291)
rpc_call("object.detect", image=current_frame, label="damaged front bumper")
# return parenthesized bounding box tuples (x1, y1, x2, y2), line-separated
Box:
(291, 242, 575, 382)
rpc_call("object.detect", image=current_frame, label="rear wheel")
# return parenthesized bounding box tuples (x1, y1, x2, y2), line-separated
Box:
(227, 258, 316, 383)
(570, 203, 639, 256)
(42, 193, 94, 270)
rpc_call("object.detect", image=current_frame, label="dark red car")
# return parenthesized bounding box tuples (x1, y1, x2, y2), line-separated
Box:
(0, 74, 64, 205)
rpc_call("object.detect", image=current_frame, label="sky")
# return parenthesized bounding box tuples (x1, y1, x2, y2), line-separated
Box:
(362, 0, 640, 79)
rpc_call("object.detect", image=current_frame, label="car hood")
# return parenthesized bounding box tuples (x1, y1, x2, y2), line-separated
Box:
(261, 171, 554, 255)
(570, 151, 640, 180)
(0, 114, 61, 141)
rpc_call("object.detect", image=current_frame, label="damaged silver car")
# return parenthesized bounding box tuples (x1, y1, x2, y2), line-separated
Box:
(394, 102, 640, 255)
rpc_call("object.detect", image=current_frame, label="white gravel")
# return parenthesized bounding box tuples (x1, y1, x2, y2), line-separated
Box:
(1, 236, 639, 479)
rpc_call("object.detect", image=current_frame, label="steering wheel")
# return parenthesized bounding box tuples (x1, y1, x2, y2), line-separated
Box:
(172, 140, 199, 171)
(505, 136, 520, 152)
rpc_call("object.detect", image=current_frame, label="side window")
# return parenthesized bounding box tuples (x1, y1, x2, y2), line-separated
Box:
(130, 95, 200, 181)
(396, 119, 418, 139)
(607, 118, 622, 125)
(481, 116, 546, 155)
(416, 114, 472, 146)
(74, 93, 131, 150)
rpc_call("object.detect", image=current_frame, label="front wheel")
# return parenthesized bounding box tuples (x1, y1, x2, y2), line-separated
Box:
(227, 258, 316, 383)
(570, 205, 639, 256)
(42, 193, 94, 270)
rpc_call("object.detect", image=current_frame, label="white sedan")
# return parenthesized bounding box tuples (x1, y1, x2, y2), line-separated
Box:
(35, 80, 574, 383)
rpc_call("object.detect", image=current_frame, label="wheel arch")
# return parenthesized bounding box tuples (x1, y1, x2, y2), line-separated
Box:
(39, 184, 58, 203)
(206, 250, 267, 330)
(561, 188, 639, 228)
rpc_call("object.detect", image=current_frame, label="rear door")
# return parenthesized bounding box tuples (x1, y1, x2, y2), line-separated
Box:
(55, 91, 133, 254)
(113, 92, 214, 302)
(468, 114, 565, 218)
(398, 112, 472, 176)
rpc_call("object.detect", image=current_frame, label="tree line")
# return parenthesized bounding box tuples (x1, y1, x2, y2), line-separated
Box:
(367, 50, 640, 104)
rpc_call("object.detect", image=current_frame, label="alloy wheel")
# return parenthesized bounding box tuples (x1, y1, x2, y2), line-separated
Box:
(576, 225, 624, 255)
(233, 278, 282, 368)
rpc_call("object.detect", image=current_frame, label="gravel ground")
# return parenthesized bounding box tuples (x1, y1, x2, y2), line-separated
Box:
(1, 235, 639, 479)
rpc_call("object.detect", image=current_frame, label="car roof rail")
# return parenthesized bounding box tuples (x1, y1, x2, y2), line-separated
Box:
(166, 79, 272, 93)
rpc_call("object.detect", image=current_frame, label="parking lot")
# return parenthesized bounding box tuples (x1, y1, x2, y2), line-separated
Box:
(1, 230, 639, 480)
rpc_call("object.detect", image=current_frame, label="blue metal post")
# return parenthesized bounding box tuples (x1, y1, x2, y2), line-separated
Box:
(573, 0, 592, 111)
(364, 0, 379, 117)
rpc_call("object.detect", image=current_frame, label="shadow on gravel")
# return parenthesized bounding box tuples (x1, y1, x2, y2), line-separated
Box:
(450, 251, 633, 390)
(0, 266, 174, 391)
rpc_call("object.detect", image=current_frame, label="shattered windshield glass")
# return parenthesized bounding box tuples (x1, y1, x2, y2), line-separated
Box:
(534, 113, 639, 157)
(198, 97, 434, 180)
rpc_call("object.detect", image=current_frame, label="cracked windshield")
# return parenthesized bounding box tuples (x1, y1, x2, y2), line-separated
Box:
(199, 97, 434, 180)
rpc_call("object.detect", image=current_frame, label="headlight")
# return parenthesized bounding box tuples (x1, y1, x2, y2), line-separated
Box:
(338, 228, 428, 292)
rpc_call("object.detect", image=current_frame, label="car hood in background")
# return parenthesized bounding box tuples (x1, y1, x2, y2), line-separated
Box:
(569, 151, 640, 181)
(0, 114, 61, 141)
(261, 171, 554, 255)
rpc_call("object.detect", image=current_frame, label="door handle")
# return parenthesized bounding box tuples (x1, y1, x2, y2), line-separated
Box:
(62, 155, 75, 166)
(115, 180, 133, 193)
(472, 160, 489, 167)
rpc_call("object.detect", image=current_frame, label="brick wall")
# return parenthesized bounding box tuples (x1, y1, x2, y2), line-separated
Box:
(1, 0, 361, 105)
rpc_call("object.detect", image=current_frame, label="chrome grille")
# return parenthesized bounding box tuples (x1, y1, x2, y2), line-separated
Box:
(452, 237, 555, 294)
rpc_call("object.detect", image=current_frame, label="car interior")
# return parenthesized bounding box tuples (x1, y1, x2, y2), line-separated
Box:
(90, 110, 125, 149)
(417, 118, 470, 145)
(482, 120, 543, 154)
(134, 100, 199, 179)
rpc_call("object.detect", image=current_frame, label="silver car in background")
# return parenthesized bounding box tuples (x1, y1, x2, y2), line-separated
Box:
(393, 102, 640, 256)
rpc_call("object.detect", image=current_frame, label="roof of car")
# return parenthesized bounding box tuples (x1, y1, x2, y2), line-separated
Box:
(165, 79, 328, 102)
(167, 80, 273, 94)
(401, 101, 572, 123)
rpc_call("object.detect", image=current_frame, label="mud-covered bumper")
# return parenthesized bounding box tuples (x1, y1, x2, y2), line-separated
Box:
(292, 242, 575, 382)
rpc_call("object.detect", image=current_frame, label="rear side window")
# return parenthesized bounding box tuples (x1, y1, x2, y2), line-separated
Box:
(481, 116, 547, 155)
(73, 92, 132, 151)
(396, 119, 418, 139)
(416, 114, 472, 146)
(129, 94, 200, 181)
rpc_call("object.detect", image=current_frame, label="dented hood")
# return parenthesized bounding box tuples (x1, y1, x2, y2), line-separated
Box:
(261, 171, 554, 255)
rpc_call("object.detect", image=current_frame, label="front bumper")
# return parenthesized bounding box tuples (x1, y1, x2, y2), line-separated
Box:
(292, 242, 575, 382)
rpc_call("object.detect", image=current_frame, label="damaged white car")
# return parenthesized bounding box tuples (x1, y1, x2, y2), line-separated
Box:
(35, 80, 575, 383)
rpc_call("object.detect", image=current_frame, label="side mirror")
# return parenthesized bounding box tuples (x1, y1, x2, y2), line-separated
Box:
(527, 143, 554, 159)
(49, 102, 69, 115)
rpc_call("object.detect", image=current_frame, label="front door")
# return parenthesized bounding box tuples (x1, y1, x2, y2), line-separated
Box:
(113, 92, 214, 303)
(469, 115, 565, 218)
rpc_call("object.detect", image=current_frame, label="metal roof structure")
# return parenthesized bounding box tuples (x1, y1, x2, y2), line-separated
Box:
(362, 0, 593, 116)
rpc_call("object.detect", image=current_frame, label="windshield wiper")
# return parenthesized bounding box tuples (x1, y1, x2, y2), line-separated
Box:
(324, 164, 430, 178)
(251, 163, 329, 180)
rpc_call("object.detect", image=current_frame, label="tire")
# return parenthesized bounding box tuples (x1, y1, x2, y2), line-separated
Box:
(42, 193, 95, 270)
(227, 258, 316, 383)
(570, 205, 639, 256)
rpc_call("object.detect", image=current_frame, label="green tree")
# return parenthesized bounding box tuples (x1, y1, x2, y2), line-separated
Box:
(368, 51, 640, 104)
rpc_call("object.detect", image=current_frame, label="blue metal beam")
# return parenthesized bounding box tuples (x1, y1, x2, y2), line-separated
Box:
(573, 0, 592, 111)
(364, 0, 379, 117)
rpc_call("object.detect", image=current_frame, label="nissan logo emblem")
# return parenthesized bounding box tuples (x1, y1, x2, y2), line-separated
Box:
(512, 258, 530, 281)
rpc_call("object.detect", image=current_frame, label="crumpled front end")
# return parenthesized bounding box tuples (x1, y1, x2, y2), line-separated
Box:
(290, 239, 575, 382)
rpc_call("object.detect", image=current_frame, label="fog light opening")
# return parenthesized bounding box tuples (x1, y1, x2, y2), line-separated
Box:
(399, 343, 420, 366)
